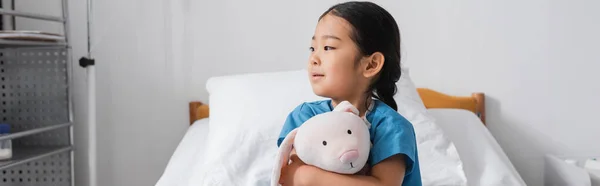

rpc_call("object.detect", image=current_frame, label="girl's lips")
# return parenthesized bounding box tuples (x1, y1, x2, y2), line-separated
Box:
(311, 73, 325, 80)
(309, 70, 325, 81)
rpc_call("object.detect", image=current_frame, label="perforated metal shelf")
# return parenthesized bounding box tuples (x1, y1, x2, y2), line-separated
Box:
(0, 123, 71, 141)
(0, 46, 73, 186)
(0, 0, 72, 185)
(0, 40, 66, 49)
(0, 146, 71, 170)
(0, 148, 71, 186)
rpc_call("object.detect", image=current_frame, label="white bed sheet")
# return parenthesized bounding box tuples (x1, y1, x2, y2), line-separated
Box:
(156, 109, 526, 186)
(155, 119, 210, 186)
(427, 109, 526, 186)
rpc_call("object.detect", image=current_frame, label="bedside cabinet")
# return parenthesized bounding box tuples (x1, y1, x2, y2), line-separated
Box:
(545, 154, 600, 186)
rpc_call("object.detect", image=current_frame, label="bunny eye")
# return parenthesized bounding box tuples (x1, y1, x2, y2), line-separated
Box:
(347, 130, 352, 135)
(322, 141, 327, 146)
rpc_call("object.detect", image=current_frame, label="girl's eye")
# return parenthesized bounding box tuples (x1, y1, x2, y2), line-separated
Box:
(324, 46, 335, 51)
(322, 141, 327, 146)
(347, 130, 352, 135)
(309, 47, 315, 52)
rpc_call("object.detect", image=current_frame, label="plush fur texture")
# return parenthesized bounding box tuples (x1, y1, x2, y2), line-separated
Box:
(271, 101, 371, 186)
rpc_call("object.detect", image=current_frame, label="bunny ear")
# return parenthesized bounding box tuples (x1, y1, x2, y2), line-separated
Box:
(333, 101, 359, 116)
(270, 128, 298, 186)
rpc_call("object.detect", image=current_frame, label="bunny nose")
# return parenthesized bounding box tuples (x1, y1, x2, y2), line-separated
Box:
(339, 150, 359, 164)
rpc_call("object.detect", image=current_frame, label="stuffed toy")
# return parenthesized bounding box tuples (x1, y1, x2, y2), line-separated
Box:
(271, 101, 371, 186)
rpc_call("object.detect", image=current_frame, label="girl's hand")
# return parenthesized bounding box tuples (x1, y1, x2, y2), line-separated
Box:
(279, 149, 314, 186)
(354, 164, 371, 176)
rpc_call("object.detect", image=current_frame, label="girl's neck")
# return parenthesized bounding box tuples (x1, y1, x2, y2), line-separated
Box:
(331, 95, 372, 118)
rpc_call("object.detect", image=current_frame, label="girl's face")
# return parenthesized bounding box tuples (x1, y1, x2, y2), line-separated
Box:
(308, 14, 366, 100)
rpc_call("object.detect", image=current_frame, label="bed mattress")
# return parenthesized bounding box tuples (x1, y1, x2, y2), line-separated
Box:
(156, 108, 526, 186)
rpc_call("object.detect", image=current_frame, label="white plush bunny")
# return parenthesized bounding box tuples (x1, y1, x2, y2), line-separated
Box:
(271, 101, 371, 186)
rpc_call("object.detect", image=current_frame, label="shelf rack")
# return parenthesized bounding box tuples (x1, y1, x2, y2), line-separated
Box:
(0, 0, 74, 186)
(0, 39, 66, 48)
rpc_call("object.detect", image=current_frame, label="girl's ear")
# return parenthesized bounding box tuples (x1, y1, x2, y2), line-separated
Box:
(362, 52, 385, 79)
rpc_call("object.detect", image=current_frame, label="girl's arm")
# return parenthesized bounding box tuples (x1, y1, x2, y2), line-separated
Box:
(301, 154, 406, 186)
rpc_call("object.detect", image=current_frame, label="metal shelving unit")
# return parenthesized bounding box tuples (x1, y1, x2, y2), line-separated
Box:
(0, 0, 74, 186)
(0, 40, 66, 48)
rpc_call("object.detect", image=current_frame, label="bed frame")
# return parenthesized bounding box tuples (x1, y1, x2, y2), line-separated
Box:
(189, 88, 485, 125)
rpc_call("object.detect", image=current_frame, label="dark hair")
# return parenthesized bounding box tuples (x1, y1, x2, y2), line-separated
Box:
(319, 1, 402, 111)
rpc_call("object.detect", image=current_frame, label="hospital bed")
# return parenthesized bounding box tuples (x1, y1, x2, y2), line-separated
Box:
(155, 69, 527, 186)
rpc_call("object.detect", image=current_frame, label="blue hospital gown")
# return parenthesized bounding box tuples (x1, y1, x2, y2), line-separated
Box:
(277, 99, 422, 186)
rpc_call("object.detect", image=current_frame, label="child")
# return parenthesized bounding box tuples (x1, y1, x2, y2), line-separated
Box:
(277, 1, 421, 186)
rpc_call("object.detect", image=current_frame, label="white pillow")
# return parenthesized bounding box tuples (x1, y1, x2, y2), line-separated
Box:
(191, 68, 466, 186)
(395, 69, 468, 185)
(395, 68, 427, 112)
(189, 69, 324, 185)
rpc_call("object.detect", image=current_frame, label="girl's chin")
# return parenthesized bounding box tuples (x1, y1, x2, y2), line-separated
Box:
(310, 86, 330, 97)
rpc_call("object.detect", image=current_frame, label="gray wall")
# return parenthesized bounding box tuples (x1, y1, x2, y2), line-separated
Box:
(186, 1, 600, 186)
(19, 0, 600, 186)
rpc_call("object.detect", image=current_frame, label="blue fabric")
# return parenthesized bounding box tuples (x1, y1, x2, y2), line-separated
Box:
(277, 99, 422, 186)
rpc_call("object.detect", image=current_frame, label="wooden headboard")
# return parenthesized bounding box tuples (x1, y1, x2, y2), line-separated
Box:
(416, 88, 485, 124)
(189, 88, 485, 125)
(189, 102, 210, 125)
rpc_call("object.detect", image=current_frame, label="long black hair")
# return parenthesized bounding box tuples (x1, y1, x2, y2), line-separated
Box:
(319, 1, 402, 111)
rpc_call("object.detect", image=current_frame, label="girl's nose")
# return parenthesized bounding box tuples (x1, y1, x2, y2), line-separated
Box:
(310, 54, 320, 66)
